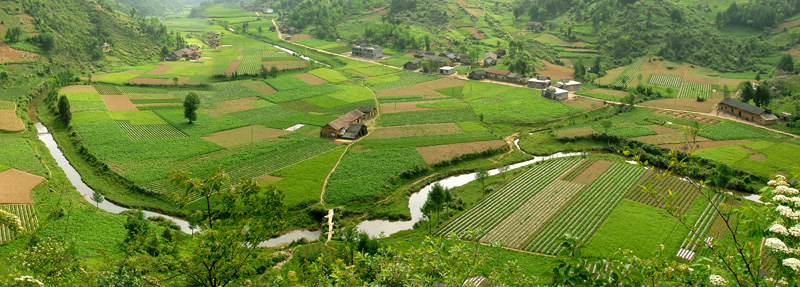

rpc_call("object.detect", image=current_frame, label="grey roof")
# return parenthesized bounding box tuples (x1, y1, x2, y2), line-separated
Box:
(407, 59, 422, 65)
(358, 106, 375, 113)
(484, 52, 497, 60)
(342, 123, 366, 139)
(720, 98, 765, 115)
(761, 113, 778, 121)
(424, 55, 450, 62)
(506, 72, 523, 79)
(470, 69, 486, 76)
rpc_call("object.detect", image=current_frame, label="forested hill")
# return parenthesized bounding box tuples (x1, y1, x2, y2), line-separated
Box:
(15, 0, 171, 69)
(110, 0, 184, 16)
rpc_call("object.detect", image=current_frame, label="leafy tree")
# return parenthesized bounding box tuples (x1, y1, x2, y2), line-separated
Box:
(31, 33, 54, 51)
(592, 56, 602, 74)
(91, 190, 103, 208)
(183, 92, 200, 124)
(57, 95, 71, 125)
(573, 57, 586, 80)
(778, 53, 795, 73)
(422, 183, 449, 231)
(124, 210, 150, 243)
(169, 166, 228, 229)
(498, 165, 510, 183)
(269, 65, 279, 78)
(180, 179, 287, 287)
(5, 26, 23, 43)
(160, 45, 171, 58)
(475, 169, 489, 196)
(738, 81, 755, 102)
(753, 83, 771, 107)
(600, 120, 613, 134)
(172, 76, 179, 86)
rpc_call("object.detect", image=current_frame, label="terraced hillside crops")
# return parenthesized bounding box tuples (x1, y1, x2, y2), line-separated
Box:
(648, 74, 682, 88)
(676, 193, 725, 261)
(525, 163, 648, 255)
(438, 158, 582, 238)
(678, 82, 712, 99)
(0, 204, 37, 244)
(627, 171, 700, 213)
(611, 57, 645, 88)
(115, 121, 187, 141)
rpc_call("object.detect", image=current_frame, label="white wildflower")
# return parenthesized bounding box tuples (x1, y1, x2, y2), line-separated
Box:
(776, 186, 798, 196)
(779, 278, 789, 286)
(774, 194, 790, 203)
(784, 258, 800, 272)
(709, 274, 728, 286)
(766, 238, 790, 253)
(790, 225, 800, 237)
(771, 224, 790, 236)
(770, 180, 779, 187)
(14, 276, 44, 287)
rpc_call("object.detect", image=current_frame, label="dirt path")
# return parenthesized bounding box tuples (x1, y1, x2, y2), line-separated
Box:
(319, 78, 382, 205)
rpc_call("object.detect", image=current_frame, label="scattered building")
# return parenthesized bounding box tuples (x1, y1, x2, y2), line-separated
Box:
(526, 21, 545, 32)
(99, 42, 111, 53)
(358, 106, 375, 119)
(483, 52, 497, 66)
(403, 59, 422, 70)
(351, 45, 383, 59)
(321, 110, 366, 138)
(456, 53, 472, 64)
(527, 75, 551, 89)
(506, 72, 525, 84)
(495, 49, 507, 58)
(778, 112, 793, 122)
(424, 55, 451, 65)
(284, 35, 292, 40)
(341, 123, 368, 140)
(542, 86, 569, 102)
(414, 50, 436, 58)
(486, 68, 510, 81)
(166, 47, 201, 61)
(228, 27, 235, 33)
(554, 78, 582, 91)
(469, 69, 487, 80)
(718, 98, 778, 125)
(439, 66, 456, 75)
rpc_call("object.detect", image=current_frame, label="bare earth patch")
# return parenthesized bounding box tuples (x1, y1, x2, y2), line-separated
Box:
(570, 160, 613, 185)
(203, 97, 262, 117)
(749, 153, 767, 161)
(418, 78, 465, 89)
(202, 125, 290, 148)
(464, 8, 485, 16)
(646, 125, 680, 135)
(290, 34, 313, 41)
(101, 95, 139, 111)
(0, 39, 46, 64)
(262, 60, 307, 70)
(652, 109, 721, 125)
(463, 27, 485, 39)
(0, 169, 44, 204)
(225, 60, 242, 74)
(240, 81, 277, 94)
(540, 60, 574, 80)
(380, 101, 439, 114)
(0, 109, 23, 131)
(417, 140, 506, 164)
(660, 140, 751, 151)
(60, 85, 98, 93)
(135, 103, 181, 109)
(369, 123, 463, 138)
(146, 65, 173, 75)
(633, 133, 709, 145)
(565, 97, 600, 110)
(586, 89, 628, 97)
(294, 73, 328, 85)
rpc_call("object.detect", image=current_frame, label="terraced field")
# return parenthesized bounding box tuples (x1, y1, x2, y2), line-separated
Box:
(648, 74, 682, 88)
(525, 163, 648, 255)
(114, 121, 187, 141)
(627, 171, 700, 213)
(676, 193, 725, 260)
(611, 57, 645, 88)
(438, 158, 582, 237)
(0, 204, 37, 244)
(678, 82, 712, 99)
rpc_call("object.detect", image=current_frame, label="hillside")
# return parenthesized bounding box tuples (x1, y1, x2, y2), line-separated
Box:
(0, 0, 171, 70)
(110, 0, 184, 16)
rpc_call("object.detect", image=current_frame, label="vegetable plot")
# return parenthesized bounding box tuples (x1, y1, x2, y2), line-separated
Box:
(0, 204, 37, 244)
(611, 57, 645, 88)
(648, 74, 682, 88)
(678, 82, 712, 99)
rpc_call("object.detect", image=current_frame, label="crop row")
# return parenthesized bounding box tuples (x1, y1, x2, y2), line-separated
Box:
(561, 159, 598, 182)
(525, 163, 647, 255)
(0, 204, 37, 244)
(437, 158, 582, 237)
(237, 55, 263, 75)
(678, 82, 712, 99)
(379, 108, 478, 126)
(241, 46, 263, 56)
(676, 193, 725, 260)
(142, 139, 338, 201)
(324, 148, 428, 204)
(114, 121, 186, 141)
(263, 51, 291, 58)
(648, 74, 682, 88)
(93, 85, 124, 95)
(480, 179, 586, 249)
(611, 57, 645, 88)
(627, 171, 699, 213)
(367, 71, 440, 92)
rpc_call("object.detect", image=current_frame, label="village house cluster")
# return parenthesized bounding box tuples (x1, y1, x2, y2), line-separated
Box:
(469, 68, 582, 102)
(164, 44, 202, 61)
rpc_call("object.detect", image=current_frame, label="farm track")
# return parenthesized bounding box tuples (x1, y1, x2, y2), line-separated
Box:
(437, 158, 581, 237)
(526, 163, 647, 254)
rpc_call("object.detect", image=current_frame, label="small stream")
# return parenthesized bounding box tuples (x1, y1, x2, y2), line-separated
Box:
(35, 123, 193, 233)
